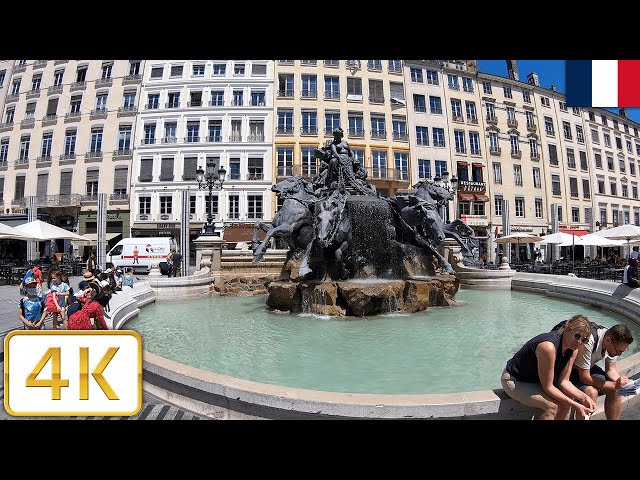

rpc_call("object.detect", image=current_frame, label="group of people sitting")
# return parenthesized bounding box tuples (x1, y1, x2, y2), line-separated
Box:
(18, 265, 135, 331)
(502, 314, 634, 420)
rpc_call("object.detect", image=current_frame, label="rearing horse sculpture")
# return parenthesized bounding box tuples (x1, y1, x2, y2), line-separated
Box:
(251, 176, 316, 262)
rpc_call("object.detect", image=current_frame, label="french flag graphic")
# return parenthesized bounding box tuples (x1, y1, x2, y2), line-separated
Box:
(566, 60, 640, 107)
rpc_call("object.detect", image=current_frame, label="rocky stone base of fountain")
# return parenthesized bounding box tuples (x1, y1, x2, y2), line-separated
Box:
(266, 276, 459, 317)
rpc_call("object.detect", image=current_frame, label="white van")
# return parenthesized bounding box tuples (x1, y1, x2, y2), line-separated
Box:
(106, 237, 176, 273)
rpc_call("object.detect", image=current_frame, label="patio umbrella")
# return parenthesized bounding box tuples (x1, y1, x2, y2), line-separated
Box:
(539, 231, 583, 272)
(0, 222, 38, 241)
(592, 224, 640, 258)
(496, 233, 543, 265)
(14, 220, 90, 242)
(578, 233, 625, 262)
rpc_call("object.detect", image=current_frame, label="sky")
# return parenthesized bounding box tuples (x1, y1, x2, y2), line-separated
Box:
(477, 60, 640, 125)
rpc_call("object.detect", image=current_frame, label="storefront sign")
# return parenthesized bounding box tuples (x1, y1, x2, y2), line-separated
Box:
(85, 212, 125, 221)
(511, 226, 535, 232)
(158, 223, 176, 229)
(459, 215, 488, 226)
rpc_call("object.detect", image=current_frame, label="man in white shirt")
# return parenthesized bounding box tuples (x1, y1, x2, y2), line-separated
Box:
(570, 324, 634, 420)
(631, 247, 639, 260)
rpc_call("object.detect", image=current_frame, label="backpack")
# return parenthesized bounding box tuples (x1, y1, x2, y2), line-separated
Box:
(551, 320, 606, 353)
(18, 268, 33, 296)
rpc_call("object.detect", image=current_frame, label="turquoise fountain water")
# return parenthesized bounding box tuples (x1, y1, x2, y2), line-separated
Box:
(128, 289, 640, 395)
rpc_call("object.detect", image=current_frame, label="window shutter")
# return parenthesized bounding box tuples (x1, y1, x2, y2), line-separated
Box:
(46, 98, 58, 116)
(114, 167, 128, 190)
(390, 82, 404, 101)
(36, 173, 48, 197)
(86, 169, 99, 182)
(60, 171, 72, 195)
(160, 157, 174, 181)
(183, 157, 197, 181)
(140, 159, 153, 181)
(251, 64, 267, 76)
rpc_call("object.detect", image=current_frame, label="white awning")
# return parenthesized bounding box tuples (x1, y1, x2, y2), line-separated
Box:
(81, 232, 122, 242)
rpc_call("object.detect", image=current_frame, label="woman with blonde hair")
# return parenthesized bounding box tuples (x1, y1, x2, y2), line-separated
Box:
(501, 314, 597, 420)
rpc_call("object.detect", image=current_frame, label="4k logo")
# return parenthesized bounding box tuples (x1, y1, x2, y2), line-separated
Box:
(4, 331, 142, 416)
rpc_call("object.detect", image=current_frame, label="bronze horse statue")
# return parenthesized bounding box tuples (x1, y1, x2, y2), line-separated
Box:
(251, 176, 316, 262)
(299, 189, 351, 279)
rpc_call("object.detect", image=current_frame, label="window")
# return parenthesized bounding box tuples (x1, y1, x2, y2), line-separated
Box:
(113, 125, 131, 152)
(299, 147, 317, 177)
(522, 91, 531, 103)
(170, 65, 183, 77)
(569, 177, 579, 197)
(205, 194, 219, 216)
(576, 125, 584, 143)
(544, 116, 555, 136)
(469, 132, 480, 155)
(371, 150, 387, 178)
(622, 183, 628, 197)
(451, 99, 463, 119)
(392, 117, 407, 140)
(128, 61, 140, 76)
(418, 159, 431, 179)
(559, 101, 567, 112)
(95, 92, 108, 111)
(514, 165, 522, 186)
(566, 148, 576, 168)
(251, 63, 267, 76)
(0, 70, 4, 86)
(563, 121, 572, 140)
(301, 74, 317, 98)
(346, 77, 362, 99)
(19, 135, 30, 160)
(370, 114, 386, 137)
(489, 132, 499, 152)
(462, 77, 473, 93)
(494, 196, 503, 216)
(493, 163, 502, 184)
(167, 92, 180, 108)
(185, 121, 199, 143)
(548, 144, 558, 165)
(75, 66, 87, 82)
(139, 158, 153, 182)
(14, 176, 25, 200)
(324, 76, 340, 99)
(165, 122, 177, 142)
(413, 94, 426, 112)
(551, 174, 561, 195)
(123, 91, 136, 108)
(604, 132, 611, 147)
(31, 74, 42, 91)
(579, 151, 588, 171)
(113, 167, 128, 195)
(160, 195, 173, 214)
(277, 147, 293, 176)
(535, 199, 542, 218)
(583, 179, 590, 199)
(627, 139, 633, 153)
(506, 106, 516, 124)
(147, 93, 159, 109)
(301, 110, 318, 134)
(160, 157, 174, 181)
(150, 66, 163, 79)
(183, 157, 197, 181)
(189, 91, 202, 107)
(532, 167, 541, 188)
(612, 209, 619, 226)
(597, 178, 605, 194)
(348, 113, 364, 137)
(482, 81, 492, 94)
(447, 74, 459, 90)
(607, 156, 614, 171)
(59, 171, 72, 196)
(435, 160, 447, 178)
(86, 169, 99, 196)
(630, 160, 636, 176)
(233, 63, 245, 75)
(633, 185, 639, 199)
(454, 130, 466, 154)
(465, 101, 477, 122)
(432, 128, 445, 147)
(99, 62, 112, 80)
(249, 120, 264, 142)
(41, 132, 53, 158)
(143, 124, 156, 144)
(277, 110, 293, 133)
(395, 152, 409, 180)
(503, 86, 512, 98)
(510, 135, 519, 155)
(540, 96, 550, 107)
(426, 70, 438, 85)
(233, 90, 244, 106)
(25, 103, 36, 120)
(46, 97, 58, 117)
(486, 103, 495, 121)
(248, 157, 263, 179)
(11, 79, 20, 95)
(247, 195, 263, 220)
(619, 158, 626, 173)
(0, 139, 8, 163)
(515, 198, 524, 217)
(410, 68, 423, 83)
(429, 96, 442, 114)
(530, 139, 539, 158)
(90, 127, 103, 153)
(213, 63, 226, 75)
(388, 60, 402, 72)
(64, 129, 76, 155)
(210, 90, 224, 106)
(369, 79, 384, 103)
(228, 194, 240, 219)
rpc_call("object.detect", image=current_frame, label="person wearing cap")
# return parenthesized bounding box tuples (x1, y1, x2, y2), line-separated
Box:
(18, 277, 48, 330)
(113, 268, 123, 290)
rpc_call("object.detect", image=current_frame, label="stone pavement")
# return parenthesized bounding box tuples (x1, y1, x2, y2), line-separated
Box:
(0, 280, 638, 420)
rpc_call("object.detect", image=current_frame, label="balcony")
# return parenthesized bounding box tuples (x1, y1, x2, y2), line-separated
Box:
(182, 174, 197, 181)
(325, 91, 340, 100)
(371, 130, 387, 139)
(26, 88, 41, 99)
(209, 100, 224, 107)
(32, 60, 47, 69)
(81, 195, 98, 203)
(70, 81, 86, 92)
(248, 134, 264, 142)
(470, 149, 481, 156)
(109, 193, 129, 203)
(85, 151, 103, 162)
(187, 101, 202, 107)
(300, 127, 317, 135)
(531, 153, 540, 161)
(290, 165, 318, 178)
(117, 106, 137, 117)
(232, 100, 244, 106)
(65, 111, 82, 123)
(123, 74, 142, 85)
(48, 84, 63, 96)
(455, 147, 467, 155)
(141, 138, 156, 145)
(348, 128, 364, 138)
(95, 77, 113, 88)
(276, 127, 293, 134)
(113, 149, 132, 159)
(277, 90, 294, 98)
(246, 173, 264, 181)
(507, 119, 518, 128)
(20, 118, 36, 129)
(511, 150, 522, 159)
(15, 158, 30, 168)
(467, 117, 479, 125)
(138, 176, 153, 183)
(54, 60, 68, 65)
(489, 147, 501, 155)
(449, 84, 460, 91)
(452, 115, 464, 123)
(165, 102, 180, 109)
(393, 132, 408, 141)
(276, 166, 294, 178)
(414, 106, 427, 113)
(184, 136, 201, 143)
(145, 103, 159, 110)
(12, 198, 26, 206)
(59, 153, 77, 164)
(5, 93, 19, 103)
(301, 90, 317, 99)
(37, 194, 81, 207)
(13, 64, 26, 74)
(159, 176, 174, 182)
(486, 115, 498, 125)
(162, 137, 178, 144)
(0, 122, 14, 132)
(458, 180, 486, 194)
(36, 156, 52, 166)
(527, 122, 536, 132)
(369, 96, 384, 104)
(90, 107, 108, 120)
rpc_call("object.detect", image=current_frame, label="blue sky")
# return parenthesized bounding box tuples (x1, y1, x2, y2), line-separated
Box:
(477, 60, 640, 125)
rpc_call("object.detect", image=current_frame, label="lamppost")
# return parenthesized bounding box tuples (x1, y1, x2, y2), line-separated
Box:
(439, 171, 458, 222)
(196, 158, 226, 235)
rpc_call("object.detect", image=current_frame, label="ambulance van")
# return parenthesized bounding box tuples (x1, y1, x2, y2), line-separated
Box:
(106, 237, 176, 273)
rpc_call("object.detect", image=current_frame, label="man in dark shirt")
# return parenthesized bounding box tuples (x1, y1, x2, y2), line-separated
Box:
(171, 250, 183, 277)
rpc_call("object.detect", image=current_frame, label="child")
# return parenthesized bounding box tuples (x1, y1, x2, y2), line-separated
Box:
(123, 268, 134, 288)
(19, 276, 47, 330)
(49, 271, 70, 330)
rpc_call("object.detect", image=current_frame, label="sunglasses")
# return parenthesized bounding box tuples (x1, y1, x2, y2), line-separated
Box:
(573, 331, 590, 344)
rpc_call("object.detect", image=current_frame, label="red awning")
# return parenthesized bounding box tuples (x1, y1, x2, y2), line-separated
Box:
(472, 163, 485, 168)
(474, 194, 490, 202)
(458, 193, 475, 201)
(559, 229, 590, 236)
(457, 161, 470, 166)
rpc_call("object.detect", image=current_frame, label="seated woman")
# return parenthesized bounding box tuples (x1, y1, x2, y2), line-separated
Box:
(67, 291, 110, 330)
(501, 314, 597, 420)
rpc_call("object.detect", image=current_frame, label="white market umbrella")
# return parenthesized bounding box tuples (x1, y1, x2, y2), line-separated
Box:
(0, 222, 38, 241)
(593, 224, 640, 258)
(579, 233, 625, 263)
(14, 220, 90, 242)
(496, 233, 543, 265)
(538, 231, 581, 246)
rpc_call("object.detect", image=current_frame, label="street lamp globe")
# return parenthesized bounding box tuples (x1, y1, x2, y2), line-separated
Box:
(196, 162, 227, 236)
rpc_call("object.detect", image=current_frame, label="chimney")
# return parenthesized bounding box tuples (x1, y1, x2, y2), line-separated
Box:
(620, 107, 628, 118)
(506, 60, 519, 81)
(550, 84, 557, 92)
(527, 72, 539, 86)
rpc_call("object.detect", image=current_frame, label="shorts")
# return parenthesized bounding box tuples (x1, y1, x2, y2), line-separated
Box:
(501, 368, 553, 408)
(569, 364, 610, 392)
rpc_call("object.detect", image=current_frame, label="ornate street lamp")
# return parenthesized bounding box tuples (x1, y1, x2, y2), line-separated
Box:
(196, 158, 226, 235)
(440, 171, 459, 221)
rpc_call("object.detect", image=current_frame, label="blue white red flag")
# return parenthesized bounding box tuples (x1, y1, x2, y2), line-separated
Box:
(566, 60, 640, 107)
